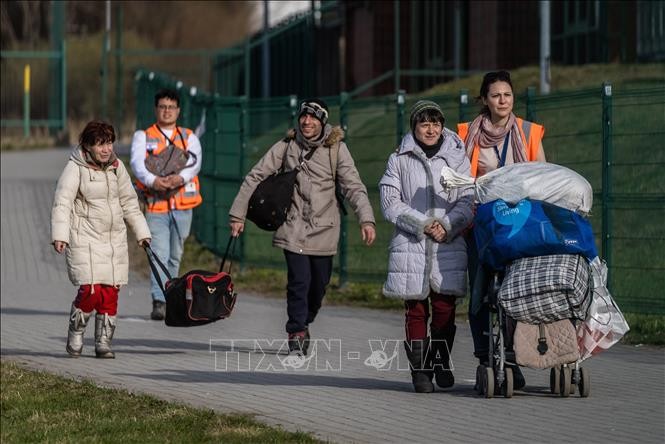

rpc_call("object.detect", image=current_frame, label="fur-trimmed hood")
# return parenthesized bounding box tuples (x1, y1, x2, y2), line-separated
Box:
(230, 123, 375, 256)
(284, 125, 345, 148)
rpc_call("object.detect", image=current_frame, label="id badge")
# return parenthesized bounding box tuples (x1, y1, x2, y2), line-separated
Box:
(184, 181, 197, 196)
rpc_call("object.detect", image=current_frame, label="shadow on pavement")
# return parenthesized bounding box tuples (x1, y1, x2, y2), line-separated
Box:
(2, 307, 69, 316)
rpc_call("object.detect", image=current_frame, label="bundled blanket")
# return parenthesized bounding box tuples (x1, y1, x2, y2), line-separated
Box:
(440, 162, 593, 215)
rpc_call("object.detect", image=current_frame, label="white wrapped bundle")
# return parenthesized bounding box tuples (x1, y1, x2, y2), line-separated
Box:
(440, 162, 593, 215)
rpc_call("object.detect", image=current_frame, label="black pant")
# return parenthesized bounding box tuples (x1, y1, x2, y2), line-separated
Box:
(283, 250, 333, 334)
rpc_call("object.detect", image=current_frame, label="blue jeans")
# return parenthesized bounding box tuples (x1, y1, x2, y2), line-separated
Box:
(146, 209, 193, 303)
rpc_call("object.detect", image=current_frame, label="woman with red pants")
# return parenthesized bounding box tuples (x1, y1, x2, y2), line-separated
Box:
(380, 101, 474, 393)
(51, 121, 151, 358)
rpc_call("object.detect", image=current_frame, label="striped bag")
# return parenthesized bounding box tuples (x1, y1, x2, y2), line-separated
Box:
(498, 254, 592, 324)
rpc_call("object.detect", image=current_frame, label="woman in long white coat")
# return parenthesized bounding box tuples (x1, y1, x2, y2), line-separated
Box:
(51, 121, 151, 359)
(379, 101, 474, 393)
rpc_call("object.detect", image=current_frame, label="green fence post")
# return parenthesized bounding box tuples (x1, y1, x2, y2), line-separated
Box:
(394, 0, 401, 92)
(238, 95, 248, 268)
(114, 3, 123, 137)
(244, 38, 251, 99)
(338, 91, 350, 288)
(23, 64, 30, 138)
(289, 94, 298, 129)
(459, 89, 469, 123)
(526, 86, 536, 122)
(396, 89, 406, 146)
(60, 40, 67, 131)
(101, 5, 110, 120)
(601, 82, 613, 290)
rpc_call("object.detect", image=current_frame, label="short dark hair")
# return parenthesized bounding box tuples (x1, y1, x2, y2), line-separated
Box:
(477, 70, 513, 116)
(79, 120, 115, 149)
(154, 89, 180, 107)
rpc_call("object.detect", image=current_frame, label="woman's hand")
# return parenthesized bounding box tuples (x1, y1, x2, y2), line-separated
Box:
(138, 238, 151, 248)
(53, 241, 67, 254)
(425, 221, 447, 243)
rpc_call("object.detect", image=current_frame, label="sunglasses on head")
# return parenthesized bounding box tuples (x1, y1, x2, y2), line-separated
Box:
(299, 102, 328, 122)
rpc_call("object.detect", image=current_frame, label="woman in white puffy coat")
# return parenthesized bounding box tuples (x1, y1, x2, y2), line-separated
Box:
(379, 101, 474, 393)
(51, 121, 151, 359)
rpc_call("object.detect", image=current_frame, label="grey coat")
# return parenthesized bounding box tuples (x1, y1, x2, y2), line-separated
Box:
(230, 125, 375, 256)
(379, 129, 474, 300)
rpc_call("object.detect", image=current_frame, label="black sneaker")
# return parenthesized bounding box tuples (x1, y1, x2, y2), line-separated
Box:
(507, 363, 526, 389)
(303, 328, 310, 355)
(150, 301, 165, 321)
(288, 331, 307, 355)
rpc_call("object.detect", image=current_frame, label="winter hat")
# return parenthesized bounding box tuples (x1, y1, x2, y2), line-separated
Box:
(410, 100, 445, 132)
(299, 98, 329, 126)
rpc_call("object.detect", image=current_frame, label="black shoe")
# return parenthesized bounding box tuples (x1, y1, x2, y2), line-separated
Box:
(288, 331, 307, 355)
(150, 301, 165, 321)
(507, 363, 526, 389)
(303, 328, 310, 355)
(431, 325, 456, 389)
(411, 371, 435, 393)
(474, 355, 489, 392)
(404, 339, 435, 393)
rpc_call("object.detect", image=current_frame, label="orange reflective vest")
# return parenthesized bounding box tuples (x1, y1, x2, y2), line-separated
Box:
(135, 124, 203, 213)
(457, 117, 545, 177)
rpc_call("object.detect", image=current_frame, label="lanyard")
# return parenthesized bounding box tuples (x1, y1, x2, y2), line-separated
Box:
(156, 125, 186, 149)
(493, 134, 510, 168)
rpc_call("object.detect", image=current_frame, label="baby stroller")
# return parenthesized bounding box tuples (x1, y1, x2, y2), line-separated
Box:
(475, 269, 591, 399)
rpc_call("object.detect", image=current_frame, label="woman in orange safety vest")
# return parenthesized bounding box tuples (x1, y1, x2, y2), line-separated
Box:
(458, 70, 546, 392)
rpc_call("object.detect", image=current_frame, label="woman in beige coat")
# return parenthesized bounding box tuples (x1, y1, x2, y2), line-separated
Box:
(51, 121, 151, 359)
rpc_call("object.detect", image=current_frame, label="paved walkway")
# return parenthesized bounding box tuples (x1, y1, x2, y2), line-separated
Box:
(2, 149, 664, 444)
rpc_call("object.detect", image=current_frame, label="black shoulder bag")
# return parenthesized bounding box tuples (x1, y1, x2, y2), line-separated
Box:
(246, 142, 316, 231)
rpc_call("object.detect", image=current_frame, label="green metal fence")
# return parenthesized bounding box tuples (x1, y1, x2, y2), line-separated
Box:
(0, 2, 66, 135)
(135, 69, 665, 314)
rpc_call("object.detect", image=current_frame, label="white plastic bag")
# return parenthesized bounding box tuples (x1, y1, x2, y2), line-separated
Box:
(576, 257, 630, 361)
(440, 162, 593, 215)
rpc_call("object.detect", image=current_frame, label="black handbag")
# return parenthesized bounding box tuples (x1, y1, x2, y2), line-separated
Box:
(144, 237, 238, 327)
(246, 143, 316, 231)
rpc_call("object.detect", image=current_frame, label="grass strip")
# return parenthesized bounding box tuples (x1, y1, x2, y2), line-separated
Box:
(0, 360, 321, 444)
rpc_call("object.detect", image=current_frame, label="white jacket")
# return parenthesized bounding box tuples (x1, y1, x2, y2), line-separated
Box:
(379, 130, 474, 300)
(51, 148, 151, 286)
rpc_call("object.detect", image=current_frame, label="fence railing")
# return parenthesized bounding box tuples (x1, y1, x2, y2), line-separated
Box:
(0, 47, 67, 134)
(135, 69, 665, 314)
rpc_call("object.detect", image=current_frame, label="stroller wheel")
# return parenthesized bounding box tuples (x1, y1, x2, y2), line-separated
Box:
(559, 366, 572, 398)
(549, 367, 560, 395)
(578, 367, 591, 398)
(482, 366, 494, 399)
(502, 367, 514, 398)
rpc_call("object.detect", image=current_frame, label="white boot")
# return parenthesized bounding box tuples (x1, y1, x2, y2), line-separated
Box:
(94, 313, 116, 359)
(66, 304, 92, 357)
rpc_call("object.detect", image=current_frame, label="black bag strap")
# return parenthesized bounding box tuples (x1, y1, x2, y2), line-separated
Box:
(537, 323, 549, 355)
(144, 245, 172, 295)
(143, 235, 238, 293)
(220, 235, 237, 273)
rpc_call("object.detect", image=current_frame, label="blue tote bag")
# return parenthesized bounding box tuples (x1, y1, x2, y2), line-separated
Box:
(474, 199, 598, 270)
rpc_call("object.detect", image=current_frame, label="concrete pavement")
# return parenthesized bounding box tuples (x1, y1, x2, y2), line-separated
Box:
(1, 148, 664, 443)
